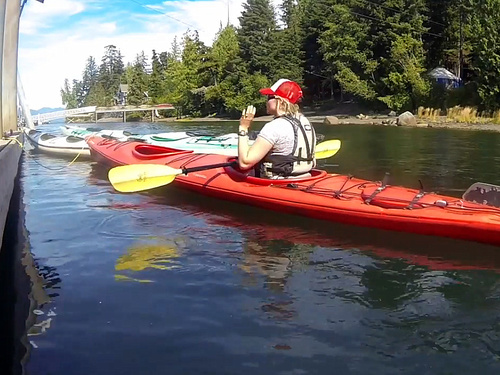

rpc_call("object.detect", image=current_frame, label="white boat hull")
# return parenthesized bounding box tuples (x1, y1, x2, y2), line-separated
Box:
(25, 129, 91, 157)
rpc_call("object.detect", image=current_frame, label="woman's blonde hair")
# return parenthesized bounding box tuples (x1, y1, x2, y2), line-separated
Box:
(276, 96, 299, 116)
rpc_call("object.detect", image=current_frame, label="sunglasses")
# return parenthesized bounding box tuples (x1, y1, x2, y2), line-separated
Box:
(267, 95, 276, 101)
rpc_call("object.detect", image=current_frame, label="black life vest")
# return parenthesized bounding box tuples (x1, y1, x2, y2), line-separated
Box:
(259, 115, 316, 178)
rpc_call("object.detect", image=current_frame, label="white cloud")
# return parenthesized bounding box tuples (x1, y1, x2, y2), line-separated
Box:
(18, 0, 283, 110)
(20, 0, 86, 35)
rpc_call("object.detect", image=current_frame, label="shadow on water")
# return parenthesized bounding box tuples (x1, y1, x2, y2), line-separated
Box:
(0, 165, 55, 375)
(0, 168, 32, 375)
(88, 162, 500, 273)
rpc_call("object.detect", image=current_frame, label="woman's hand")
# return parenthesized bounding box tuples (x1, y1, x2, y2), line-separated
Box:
(239, 105, 256, 130)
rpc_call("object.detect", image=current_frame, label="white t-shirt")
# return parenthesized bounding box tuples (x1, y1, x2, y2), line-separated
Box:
(258, 115, 312, 155)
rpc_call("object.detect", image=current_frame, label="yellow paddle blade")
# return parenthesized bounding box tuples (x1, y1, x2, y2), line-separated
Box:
(108, 164, 183, 193)
(315, 139, 341, 159)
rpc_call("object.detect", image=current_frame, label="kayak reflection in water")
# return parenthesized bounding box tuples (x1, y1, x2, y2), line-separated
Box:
(237, 79, 317, 179)
(115, 241, 181, 283)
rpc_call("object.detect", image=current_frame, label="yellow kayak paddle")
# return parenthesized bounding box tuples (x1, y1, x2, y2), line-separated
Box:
(108, 139, 342, 193)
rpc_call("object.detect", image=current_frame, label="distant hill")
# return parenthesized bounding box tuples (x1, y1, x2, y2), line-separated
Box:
(31, 107, 65, 115)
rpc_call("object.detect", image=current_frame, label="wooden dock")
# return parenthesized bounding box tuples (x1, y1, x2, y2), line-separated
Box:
(65, 104, 176, 123)
(0, 134, 23, 252)
(95, 104, 175, 122)
(1, 0, 24, 254)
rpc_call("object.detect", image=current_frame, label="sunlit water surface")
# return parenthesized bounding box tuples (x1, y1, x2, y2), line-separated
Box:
(11, 121, 500, 374)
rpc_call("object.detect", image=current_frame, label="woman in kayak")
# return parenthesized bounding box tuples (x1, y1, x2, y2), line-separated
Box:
(237, 79, 316, 178)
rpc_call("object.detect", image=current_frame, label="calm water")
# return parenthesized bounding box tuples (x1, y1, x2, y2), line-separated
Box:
(7, 121, 500, 374)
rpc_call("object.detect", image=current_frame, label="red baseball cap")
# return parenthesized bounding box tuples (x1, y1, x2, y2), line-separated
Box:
(259, 79, 303, 104)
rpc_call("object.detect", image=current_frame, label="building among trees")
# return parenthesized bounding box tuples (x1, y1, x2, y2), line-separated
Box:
(116, 84, 129, 106)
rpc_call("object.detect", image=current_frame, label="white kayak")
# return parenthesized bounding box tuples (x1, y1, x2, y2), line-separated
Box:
(61, 125, 254, 156)
(61, 125, 132, 141)
(144, 132, 244, 156)
(24, 129, 91, 157)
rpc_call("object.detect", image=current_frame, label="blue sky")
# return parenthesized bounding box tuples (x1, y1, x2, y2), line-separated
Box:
(19, 0, 280, 110)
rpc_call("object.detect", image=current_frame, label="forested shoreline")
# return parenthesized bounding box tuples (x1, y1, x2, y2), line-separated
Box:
(60, 0, 500, 119)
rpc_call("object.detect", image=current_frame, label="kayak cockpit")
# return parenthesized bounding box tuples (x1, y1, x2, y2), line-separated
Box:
(66, 136, 85, 143)
(224, 165, 328, 186)
(40, 133, 56, 141)
(132, 144, 193, 159)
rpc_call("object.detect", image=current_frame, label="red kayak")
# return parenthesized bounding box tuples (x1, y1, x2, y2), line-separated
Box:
(87, 136, 500, 246)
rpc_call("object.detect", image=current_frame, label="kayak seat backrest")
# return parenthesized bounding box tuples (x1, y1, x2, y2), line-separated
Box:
(361, 185, 443, 209)
(40, 133, 56, 141)
(463, 182, 500, 208)
(132, 144, 193, 159)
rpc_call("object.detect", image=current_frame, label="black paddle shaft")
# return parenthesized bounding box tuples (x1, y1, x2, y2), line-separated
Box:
(181, 161, 237, 175)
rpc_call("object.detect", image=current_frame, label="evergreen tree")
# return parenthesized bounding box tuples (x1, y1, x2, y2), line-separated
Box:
(206, 25, 242, 113)
(169, 36, 181, 62)
(127, 51, 149, 105)
(469, 0, 500, 110)
(238, 0, 277, 75)
(280, 0, 297, 28)
(60, 78, 78, 109)
(210, 26, 240, 84)
(319, 4, 376, 101)
(298, 0, 337, 100)
(425, 0, 472, 80)
(163, 32, 205, 117)
(367, 0, 431, 110)
(220, 70, 270, 115)
(149, 49, 165, 102)
(86, 82, 107, 106)
(158, 51, 169, 68)
(181, 31, 211, 115)
(61, 0, 500, 116)
(271, 0, 304, 85)
(80, 56, 99, 106)
(425, 0, 451, 69)
(207, 24, 273, 115)
(98, 45, 125, 105)
(379, 33, 431, 111)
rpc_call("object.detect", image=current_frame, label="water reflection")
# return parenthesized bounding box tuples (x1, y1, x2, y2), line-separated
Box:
(42, 122, 500, 373)
(0, 204, 58, 374)
(240, 240, 292, 290)
(25, 262, 60, 350)
(115, 239, 182, 282)
(321, 124, 500, 193)
(85, 137, 500, 273)
(234, 218, 500, 362)
(35, 264, 61, 299)
(206, 209, 500, 273)
(87, 162, 111, 188)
